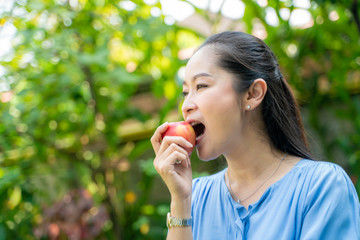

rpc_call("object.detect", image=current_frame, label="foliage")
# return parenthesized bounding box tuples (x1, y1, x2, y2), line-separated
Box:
(0, 0, 191, 238)
(0, 0, 359, 239)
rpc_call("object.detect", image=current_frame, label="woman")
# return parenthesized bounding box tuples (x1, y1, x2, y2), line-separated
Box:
(151, 31, 360, 239)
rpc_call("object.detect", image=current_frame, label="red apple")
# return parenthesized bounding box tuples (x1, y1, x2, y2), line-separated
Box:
(161, 121, 196, 154)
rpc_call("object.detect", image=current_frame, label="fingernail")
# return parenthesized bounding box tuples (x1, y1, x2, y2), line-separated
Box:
(187, 142, 193, 147)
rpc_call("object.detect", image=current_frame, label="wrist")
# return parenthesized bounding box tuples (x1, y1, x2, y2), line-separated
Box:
(170, 196, 191, 218)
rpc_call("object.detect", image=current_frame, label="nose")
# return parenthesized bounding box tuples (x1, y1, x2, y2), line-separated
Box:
(181, 96, 197, 118)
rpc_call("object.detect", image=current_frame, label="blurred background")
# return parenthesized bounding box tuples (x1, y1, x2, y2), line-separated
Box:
(0, 0, 359, 239)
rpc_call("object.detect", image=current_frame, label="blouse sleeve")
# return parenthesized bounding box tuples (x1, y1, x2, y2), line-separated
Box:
(299, 163, 360, 240)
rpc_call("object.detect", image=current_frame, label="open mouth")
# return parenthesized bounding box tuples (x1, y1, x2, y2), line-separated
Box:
(190, 121, 206, 141)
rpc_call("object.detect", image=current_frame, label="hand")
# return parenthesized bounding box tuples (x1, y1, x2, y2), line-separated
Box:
(151, 122, 193, 201)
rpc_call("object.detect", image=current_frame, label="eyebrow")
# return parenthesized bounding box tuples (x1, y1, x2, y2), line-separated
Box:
(183, 72, 214, 85)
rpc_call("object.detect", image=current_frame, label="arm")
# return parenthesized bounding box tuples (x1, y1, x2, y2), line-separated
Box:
(151, 123, 194, 240)
(166, 199, 193, 239)
(299, 163, 360, 240)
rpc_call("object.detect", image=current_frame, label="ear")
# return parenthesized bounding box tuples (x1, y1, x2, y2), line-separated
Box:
(242, 78, 267, 110)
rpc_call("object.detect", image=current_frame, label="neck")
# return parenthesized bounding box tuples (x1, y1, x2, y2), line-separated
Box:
(224, 135, 283, 185)
(223, 108, 287, 188)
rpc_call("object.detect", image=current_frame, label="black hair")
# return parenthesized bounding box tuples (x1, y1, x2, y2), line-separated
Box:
(198, 31, 312, 160)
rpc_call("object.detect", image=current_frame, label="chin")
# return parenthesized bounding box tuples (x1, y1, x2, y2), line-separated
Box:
(196, 149, 220, 162)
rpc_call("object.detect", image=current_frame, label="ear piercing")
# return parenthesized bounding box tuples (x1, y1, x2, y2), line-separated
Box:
(246, 105, 251, 109)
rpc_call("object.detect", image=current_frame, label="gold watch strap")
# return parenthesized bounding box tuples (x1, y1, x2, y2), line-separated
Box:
(166, 212, 192, 228)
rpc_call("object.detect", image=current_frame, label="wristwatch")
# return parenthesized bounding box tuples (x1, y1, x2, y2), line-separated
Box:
(166, 212, 192, 228)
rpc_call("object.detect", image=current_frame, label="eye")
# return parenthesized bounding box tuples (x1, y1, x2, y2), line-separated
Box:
(182, 91, 188, 97)
(196, 84, 208, 90)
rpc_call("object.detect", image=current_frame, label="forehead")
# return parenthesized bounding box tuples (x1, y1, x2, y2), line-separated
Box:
(184, 47, 218, 80)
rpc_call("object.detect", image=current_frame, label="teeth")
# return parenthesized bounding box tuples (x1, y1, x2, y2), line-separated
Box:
(190, 121, 201, 126)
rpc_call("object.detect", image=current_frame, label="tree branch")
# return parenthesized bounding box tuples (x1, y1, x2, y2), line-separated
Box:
(81, 65, 99, 115)
(352, 0, 360, 34)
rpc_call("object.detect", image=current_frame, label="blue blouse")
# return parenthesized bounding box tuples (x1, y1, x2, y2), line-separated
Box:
(191, 159, 360, 239)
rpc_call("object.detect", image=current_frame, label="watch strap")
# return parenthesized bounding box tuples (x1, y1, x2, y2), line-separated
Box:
(166, 212, 192, 228)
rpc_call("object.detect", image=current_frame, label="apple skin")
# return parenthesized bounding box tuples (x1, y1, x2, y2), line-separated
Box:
(161, 121, 196, 154)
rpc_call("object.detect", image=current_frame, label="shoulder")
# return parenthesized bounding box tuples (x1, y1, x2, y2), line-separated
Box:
(296, 159, 354, 187)
(296, 160, 360, 238)
(297, 159, 359, 211)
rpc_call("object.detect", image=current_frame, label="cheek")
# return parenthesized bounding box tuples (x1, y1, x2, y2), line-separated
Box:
(209, 98, 242, 142)
(209, 95, 241, 124)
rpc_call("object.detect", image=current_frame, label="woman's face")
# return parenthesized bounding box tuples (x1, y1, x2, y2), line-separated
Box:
(182, 46, 247, 161)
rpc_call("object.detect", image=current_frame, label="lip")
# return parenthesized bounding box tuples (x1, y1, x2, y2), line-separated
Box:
(195, 131, 205, 146)
(185, 119, 202, 125)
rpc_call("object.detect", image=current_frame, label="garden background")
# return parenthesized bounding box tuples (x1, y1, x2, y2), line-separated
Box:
(0, 0, 359, 239)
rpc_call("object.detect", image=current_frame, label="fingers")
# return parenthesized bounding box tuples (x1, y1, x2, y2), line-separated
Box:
(151, 122, 193, 169)
(161, 142, 191, 168)
(150, 122, 169, 154)
(158, 135, 193, 157)
(154, 148, 190, 174)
